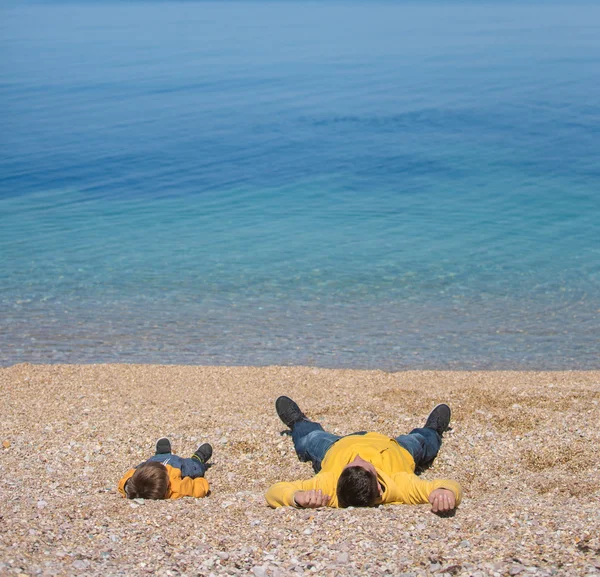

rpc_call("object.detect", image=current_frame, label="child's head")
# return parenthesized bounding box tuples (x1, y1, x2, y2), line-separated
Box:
(125, 461, 169, 499)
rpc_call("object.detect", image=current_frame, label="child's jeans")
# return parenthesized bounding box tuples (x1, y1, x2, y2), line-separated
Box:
(144, 453, 206, 478)
(291, 419, 441, 473)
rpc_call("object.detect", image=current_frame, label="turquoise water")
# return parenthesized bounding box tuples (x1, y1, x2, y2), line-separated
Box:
(1, 1, 599, 368)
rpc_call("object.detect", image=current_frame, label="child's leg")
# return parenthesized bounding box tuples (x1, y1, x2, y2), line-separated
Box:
(291, 419, 341, 473)
(180, 457, 206, 479)
(395, 427, 442, 468)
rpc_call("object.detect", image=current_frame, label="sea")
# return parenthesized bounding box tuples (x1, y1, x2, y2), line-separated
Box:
(1, 1, 599, 369)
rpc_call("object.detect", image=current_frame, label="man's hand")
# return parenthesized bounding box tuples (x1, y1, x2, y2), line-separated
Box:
(428, 488, 456, 514)
(293, 490, 331, 508)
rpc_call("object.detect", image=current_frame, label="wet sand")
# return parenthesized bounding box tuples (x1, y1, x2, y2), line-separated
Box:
(1, 364, 599, 576)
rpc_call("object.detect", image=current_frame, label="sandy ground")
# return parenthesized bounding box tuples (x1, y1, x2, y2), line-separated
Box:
(0, 364, 599, 577)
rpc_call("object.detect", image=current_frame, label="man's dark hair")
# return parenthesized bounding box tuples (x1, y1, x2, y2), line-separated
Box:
(125, 461, 169, 500)
(336, 466, 380, 507)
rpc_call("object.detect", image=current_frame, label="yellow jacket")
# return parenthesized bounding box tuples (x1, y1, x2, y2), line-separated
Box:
(266, 432, 462, 508)
(118, 464, 210, 499)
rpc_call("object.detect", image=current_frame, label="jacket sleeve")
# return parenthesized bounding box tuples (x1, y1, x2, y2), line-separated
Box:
(265, 473, 336, 508)
(170, 476, 210, 499)
(117, 469, 136, 498)
(387, 472, 463, 506)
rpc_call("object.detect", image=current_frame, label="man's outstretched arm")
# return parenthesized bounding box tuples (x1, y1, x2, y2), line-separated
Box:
(389, 472, 462, 513)
(428, 488, 456, 513)
(266, 474, 335, 508)
(293, 489, 331, 508)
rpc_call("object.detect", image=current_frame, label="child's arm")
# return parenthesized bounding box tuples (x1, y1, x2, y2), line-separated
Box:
(169, 476, 210, 498)
(165, 465, 209, 498)
(117, 469, 136, 498)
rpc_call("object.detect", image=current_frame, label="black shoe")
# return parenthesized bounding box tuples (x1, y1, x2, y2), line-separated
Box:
(193, 443, 212, 464)
(275, 396, 307, 428)
(424, 404, 451, 435)
(156, 438, 172, 454)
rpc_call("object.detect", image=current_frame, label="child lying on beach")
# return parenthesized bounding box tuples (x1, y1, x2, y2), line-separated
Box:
(118, 438, 212, 499)
(266, 397, 461, 512)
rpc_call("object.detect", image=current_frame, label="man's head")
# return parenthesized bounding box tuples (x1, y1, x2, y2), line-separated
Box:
(125, 461, 170, 499)
(336, 455, 383, 508)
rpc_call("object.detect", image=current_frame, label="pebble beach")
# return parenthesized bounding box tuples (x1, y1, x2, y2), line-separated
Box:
(1, 364, 599, 577)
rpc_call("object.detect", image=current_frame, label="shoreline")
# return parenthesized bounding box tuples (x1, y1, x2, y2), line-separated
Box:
(1, 364, 599, 576)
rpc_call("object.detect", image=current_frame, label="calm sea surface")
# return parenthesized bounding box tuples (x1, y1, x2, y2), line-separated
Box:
(1, 1, 599, 369)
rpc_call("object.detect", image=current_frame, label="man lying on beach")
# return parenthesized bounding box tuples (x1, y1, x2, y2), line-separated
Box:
(118, 438, 212, 500)
(266, 397, 462, 512)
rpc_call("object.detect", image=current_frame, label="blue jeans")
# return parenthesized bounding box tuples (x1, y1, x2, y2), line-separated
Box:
(291, 419, 441, 473)
(143, 453, 206, 478)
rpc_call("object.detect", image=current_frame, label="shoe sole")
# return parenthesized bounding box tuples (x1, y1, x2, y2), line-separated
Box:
(426, 404, 451, 432)
(275, 396, 304, 428)
(156, 438, 172, 454)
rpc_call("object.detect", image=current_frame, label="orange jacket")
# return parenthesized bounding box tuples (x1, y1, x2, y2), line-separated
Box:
(118, 464, 209, 499)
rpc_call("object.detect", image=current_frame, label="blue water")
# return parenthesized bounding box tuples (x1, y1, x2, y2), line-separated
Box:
(1, 1, 599, 369)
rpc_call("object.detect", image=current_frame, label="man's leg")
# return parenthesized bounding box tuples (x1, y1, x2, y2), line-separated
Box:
(395, 404, 451, 468)
(395, 427, 441, 468)
(291, 419, 341, 473)
(276, 396, 341, 473)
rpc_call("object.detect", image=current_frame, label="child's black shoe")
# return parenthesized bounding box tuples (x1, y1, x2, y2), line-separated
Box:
(193, 443, 213, 464)
(155, 438, 172, 454)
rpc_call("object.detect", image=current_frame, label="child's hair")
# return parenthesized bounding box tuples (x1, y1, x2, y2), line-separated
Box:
(336, 467, 380, 507)
(125, 461, 170, 500)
